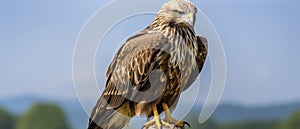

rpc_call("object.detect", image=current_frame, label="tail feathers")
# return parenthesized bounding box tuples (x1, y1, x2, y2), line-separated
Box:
(88, 103, 133, 129)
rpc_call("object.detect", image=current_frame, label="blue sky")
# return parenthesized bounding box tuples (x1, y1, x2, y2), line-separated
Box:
(1, 0, 300, 106)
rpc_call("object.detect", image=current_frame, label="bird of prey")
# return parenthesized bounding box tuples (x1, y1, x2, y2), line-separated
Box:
(88, 0, 208, 129)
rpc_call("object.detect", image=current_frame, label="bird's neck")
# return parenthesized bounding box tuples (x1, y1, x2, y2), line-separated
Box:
(147, 16, 198, 64)
(148, 16, 196, 46)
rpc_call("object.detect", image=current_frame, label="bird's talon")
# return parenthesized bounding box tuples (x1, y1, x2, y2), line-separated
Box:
(183, 121, 191, 128)
(174, 121, 191, 128)
(177, 121, 191, 128)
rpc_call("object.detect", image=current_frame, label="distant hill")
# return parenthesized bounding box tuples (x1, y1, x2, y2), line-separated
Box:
(0, 95, 44, 114)
(1, 95, 300, 129)
(0, 95, 88, 129)
(212, 102, 300, 123)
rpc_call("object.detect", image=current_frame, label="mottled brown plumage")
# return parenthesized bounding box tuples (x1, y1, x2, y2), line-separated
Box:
(88, 0, 208, 129)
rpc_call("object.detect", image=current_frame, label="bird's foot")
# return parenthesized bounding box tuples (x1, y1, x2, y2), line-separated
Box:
(142, 116, 171, 129)
(162, 103, 190, 128)
(164, 116, 190, 128)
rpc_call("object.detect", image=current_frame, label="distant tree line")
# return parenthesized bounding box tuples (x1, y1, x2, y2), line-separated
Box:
(0, 103, 71, 129)
(1, 103, 300, 129)
(184, 110, 300, 129)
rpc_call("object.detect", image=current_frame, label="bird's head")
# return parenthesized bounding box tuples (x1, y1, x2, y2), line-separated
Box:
(158, 0, 197, 27)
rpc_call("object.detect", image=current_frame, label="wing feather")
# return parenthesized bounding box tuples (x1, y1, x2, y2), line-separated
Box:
(182, 35, 208, 91)
(94, 32, 172, 111)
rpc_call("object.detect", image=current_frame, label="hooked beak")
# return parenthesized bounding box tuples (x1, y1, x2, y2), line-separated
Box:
(178, 12, 195, 26)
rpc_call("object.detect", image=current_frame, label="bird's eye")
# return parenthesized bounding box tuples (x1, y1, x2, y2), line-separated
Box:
(172, 10, 185, 14)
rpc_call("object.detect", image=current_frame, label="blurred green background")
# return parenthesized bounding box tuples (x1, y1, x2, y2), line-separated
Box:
(1, 102, 300, 129)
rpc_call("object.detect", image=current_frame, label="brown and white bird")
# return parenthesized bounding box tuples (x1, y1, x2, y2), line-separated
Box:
(88, 0, 208, 129)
